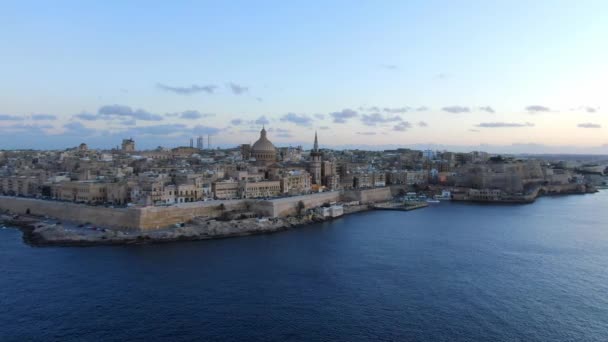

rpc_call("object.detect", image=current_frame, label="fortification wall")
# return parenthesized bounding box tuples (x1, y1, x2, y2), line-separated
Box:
(0, 196, 138, 230)
(388, 184, 409, 196)
(0, 187, 395, 231)
(342, 187, 392, 203)
(137, 192, 345, 228)
(264, 191, 342, 217)
(248, 200, 276, 217)
(136, 200, 246, 230)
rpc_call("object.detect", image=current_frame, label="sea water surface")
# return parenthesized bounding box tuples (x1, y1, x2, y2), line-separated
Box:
(2, 191, 608, 341)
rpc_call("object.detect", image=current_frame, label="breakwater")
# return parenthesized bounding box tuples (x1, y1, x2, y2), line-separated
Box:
(373, 202, 429, 211)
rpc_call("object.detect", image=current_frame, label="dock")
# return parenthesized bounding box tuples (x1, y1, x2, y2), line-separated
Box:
(373, 201, 429, 211)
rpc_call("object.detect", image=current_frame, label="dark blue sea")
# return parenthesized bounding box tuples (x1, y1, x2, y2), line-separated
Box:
(2, 191, 608, 341)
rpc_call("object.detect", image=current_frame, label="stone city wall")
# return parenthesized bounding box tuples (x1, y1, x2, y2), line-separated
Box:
(388, 184, 409, 197)
(1, 187, 395, 231)
(128, 192, 345, 229)
(0, 196, 138, 230)
(342, 187, 392, 204)
(136, 200, 246, 230)
(262, 191, 342, 218)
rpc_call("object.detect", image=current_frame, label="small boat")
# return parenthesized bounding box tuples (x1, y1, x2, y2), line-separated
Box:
(434, 190, 452, 201)
(426, 199, 440, 203)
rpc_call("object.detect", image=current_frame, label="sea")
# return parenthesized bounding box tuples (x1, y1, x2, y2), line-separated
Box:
(1, 191, 608, 341)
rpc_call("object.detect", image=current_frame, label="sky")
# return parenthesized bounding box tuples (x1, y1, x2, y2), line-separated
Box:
(1, 0, 607, 153)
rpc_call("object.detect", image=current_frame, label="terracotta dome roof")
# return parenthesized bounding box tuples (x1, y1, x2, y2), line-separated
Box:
(251, 127, 276, 152)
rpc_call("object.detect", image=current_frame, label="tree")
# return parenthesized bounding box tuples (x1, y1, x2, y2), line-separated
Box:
(296, 200, 305, 216)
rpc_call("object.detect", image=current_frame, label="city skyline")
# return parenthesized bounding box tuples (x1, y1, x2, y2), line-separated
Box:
(1, 1, 608, 153)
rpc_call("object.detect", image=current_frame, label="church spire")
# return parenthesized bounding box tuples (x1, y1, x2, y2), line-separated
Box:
(313, 131, 319, 152)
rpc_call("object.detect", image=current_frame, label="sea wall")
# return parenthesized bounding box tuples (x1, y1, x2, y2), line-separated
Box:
(136, 200, 246, 230)
(388, 184, 410, 197)
(342, 187, 392, 204)
(542, 184, 588, 194)
(0, 187, 395, 231)
(0, 196, 138, 230)
(260, 191, 342, 217)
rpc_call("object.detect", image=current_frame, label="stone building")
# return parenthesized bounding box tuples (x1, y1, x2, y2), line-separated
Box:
(52, 181, 108, 204)
(212, 181, 240, 200)
(106, 182, 131, 205)
(240, 144, 252, 160)
(175, 183, 200, 203)
(241, 180, 282, 198)
(122, 138, 135, 152)
(0, 176, 41, 197)
(279, 170, 312, 195)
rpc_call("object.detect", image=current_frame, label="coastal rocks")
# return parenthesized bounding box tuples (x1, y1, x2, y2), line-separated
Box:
(2, 210, 349, 247)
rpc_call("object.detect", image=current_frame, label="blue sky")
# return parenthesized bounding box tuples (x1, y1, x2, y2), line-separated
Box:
(1, 0, 607, 153)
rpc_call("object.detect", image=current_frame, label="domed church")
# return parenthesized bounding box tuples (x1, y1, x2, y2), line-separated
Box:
(251, 126, 277, 166)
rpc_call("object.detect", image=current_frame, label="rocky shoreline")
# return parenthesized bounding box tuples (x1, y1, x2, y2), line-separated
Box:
(451, 184, 597, 204)
(1, 204, 373, 247)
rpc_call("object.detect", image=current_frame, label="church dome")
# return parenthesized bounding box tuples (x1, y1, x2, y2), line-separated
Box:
(251, 127, 277, 166)
(251, 127, 276, 152)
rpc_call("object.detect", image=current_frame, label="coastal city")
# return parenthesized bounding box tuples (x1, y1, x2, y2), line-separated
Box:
(1, 127, 606, 245)
(4, 2, 608, 341)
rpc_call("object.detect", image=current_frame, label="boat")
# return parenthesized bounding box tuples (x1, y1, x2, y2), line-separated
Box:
(434, 190, 452, 201)
(426, 199, 440, 203)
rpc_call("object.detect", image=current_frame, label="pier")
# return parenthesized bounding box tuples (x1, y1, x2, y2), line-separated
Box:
(373, 201, 429, 211)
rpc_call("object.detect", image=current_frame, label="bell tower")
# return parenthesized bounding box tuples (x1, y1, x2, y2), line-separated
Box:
(310, 131, 323, 185)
